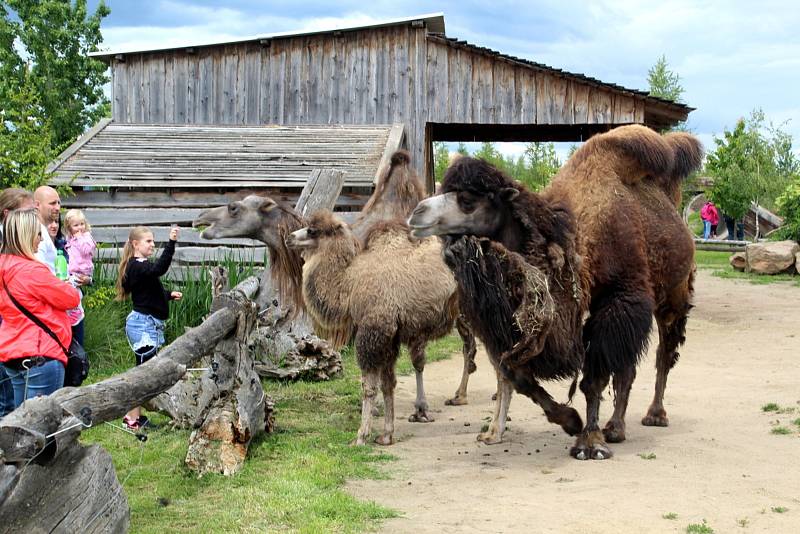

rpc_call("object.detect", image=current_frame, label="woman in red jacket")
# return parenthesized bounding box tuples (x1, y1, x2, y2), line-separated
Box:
(0, 209, 81, 409)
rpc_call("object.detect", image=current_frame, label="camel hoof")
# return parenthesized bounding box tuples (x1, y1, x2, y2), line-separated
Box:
(491, 393, 497, 401)
(603, 421, 627, 443)
(569, 443, 613, 461)
(408, 412, 434, 423)
(642, 409, 669, 427)
(477, 431, 502, 445)
(351, 437, 368, 447)
(444, 396, 468, 406)
(570, 431, 613, 460)
(374, 434, 394, 446)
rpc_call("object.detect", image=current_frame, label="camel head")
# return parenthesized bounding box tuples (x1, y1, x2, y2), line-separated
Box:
(408, 156, 519, 239)
(286, 210, 359, 256)
(192, 195, 303, 251)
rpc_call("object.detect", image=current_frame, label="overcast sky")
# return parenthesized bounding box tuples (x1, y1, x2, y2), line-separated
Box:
(90, 0, 800, 160)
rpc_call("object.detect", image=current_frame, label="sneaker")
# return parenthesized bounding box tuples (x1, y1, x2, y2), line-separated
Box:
(123, 416, 141, 431)
(137, 416, 159, 430)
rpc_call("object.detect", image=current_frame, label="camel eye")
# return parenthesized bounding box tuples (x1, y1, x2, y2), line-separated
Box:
(307, 228, 318, 238)
(457, 192, 477, 212)
(227, 203, 240, 216)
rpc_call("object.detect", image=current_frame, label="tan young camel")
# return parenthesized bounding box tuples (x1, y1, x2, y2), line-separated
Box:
(286, 212, 459, 445)
(193, 152, 478, 427)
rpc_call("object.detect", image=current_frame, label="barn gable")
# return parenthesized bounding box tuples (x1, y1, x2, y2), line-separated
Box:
(87, 13, 693, 189)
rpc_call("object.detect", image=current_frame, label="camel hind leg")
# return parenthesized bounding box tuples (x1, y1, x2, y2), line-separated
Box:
(407, 339, 435, 423)
(353, 327, 400, 446)
(643, 274, 693, 427)
(477, 370, 513, 444)
(445, 315, 478, 406)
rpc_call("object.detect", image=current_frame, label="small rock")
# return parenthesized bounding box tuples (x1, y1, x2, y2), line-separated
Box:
(535, 449, 540, 453)
(464, 422, 470, 427)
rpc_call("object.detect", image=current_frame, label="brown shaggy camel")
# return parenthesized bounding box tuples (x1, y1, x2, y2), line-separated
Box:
(286, 212, 460, 445)
(409, 125, 703, 459)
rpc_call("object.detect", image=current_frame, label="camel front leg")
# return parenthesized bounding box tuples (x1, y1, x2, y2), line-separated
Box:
(603, 364, 636, 443)
(445, 315, 477, 406)
(354, 370, 380, 446)
(477, 370, 513, 445)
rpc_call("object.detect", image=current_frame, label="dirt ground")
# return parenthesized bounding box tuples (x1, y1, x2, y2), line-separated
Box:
(347, 270, 800, 533)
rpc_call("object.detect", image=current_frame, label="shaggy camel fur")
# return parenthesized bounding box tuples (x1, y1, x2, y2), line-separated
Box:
(409, 125, 703, 459)
(193, 152, 478, 406)
(287, 212, 460, 445)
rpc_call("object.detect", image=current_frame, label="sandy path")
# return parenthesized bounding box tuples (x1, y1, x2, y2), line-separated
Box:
(347, 270, 800, 533)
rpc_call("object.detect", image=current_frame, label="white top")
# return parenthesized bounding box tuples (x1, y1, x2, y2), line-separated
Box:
(36, 223, 57, 273)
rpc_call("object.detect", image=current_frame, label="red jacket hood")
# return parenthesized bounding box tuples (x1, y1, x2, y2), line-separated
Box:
(0, 254, 81, 364)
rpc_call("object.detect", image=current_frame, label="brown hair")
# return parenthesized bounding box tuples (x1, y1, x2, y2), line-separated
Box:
(115, 226, 153, 300)
(1, 209, 41, 260)
(0, 188, 34, 221)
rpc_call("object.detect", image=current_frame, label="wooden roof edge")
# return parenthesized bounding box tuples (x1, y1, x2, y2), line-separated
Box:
(46, 118, 113, 175)
(90, 13, 445, 61)
(427, 35, 693, 116)
(372, 123, 407, 185)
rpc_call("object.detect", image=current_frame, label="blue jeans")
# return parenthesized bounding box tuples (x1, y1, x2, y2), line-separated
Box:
(702, 220, 712, 239)
(2, 359, 65, 409)
(0, 366, 14, 417)
(125, 311, 165, 365)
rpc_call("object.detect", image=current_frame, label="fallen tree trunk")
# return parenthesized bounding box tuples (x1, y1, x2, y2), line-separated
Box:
(0, 276, 266, 530)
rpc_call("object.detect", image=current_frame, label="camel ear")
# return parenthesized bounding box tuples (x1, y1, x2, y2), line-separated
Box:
(259, 199, 277, 214)
(500, 188, 519, 202)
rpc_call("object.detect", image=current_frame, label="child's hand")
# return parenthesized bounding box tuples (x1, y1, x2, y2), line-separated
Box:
(169, 226, 180, 241)
(171, 291, 183, 301)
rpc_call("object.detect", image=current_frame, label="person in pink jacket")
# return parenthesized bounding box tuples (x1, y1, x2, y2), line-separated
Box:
(700, 200, 719, 239)
(63, 209, 96, 281)
(0, 209, 81, 408)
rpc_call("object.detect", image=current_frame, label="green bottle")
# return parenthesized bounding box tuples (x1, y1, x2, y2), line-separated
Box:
(55, 250, 69, 281)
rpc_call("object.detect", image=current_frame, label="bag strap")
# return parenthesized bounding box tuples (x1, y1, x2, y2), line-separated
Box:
(3, 278, 70, 358)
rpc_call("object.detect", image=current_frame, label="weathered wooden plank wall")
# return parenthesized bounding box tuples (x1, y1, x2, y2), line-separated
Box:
(110, 25, 650, 183)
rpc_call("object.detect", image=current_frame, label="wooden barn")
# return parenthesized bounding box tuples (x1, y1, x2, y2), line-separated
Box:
(49, 12, 693, 262)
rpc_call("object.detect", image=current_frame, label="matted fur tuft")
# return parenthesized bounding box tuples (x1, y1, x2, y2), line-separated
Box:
(362, 218, 415, 250)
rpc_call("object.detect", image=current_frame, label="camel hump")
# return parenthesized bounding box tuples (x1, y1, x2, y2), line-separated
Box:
(588, 125, 674, 186)
(362, 218, 414, 250)
(663, 131, 704, 180)
(390, 149, 411, 167)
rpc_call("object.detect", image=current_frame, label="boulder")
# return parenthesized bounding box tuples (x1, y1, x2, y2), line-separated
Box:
(729, 252, 746, 271)
(745, 240, 800, 274)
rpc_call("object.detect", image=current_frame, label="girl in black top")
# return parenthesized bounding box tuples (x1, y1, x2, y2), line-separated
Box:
(116, 225, 183, 430)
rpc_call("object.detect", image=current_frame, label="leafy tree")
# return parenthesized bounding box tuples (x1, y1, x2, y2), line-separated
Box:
(517, 142, 560, 192)
(707, 109, 795, 237)
(1, 0, 110, 157)
(455, 142, 469, 156)
(775, 177, 800, 242)
(432, 141, 450, 183)
(0, 64, 54, 189)
(647, 55, 684, 103)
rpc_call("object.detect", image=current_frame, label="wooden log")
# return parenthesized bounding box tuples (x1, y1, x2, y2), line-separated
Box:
(0, 444, 128, 534)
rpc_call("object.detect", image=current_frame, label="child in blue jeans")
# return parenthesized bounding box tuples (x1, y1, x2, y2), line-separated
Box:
(115, 225, 182, 430)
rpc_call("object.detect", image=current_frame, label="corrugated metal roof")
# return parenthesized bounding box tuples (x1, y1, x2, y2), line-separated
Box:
(427, 35, 693, 113)
(48, 122, 402, 190)
(90, 13, 445, 59)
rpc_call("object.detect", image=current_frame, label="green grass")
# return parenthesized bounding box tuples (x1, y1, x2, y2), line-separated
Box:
(663, 512, 678, 520)
(688, 211, 703, 237)
(771, 506, 788, 514)
(770, 426, 792, 435)
(638, 452, 657, 460)
(761, 403, 780, 412)
(694, 250, 800, 287)
(686, 519, 714, 533)
(79, 275, 463, 533)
